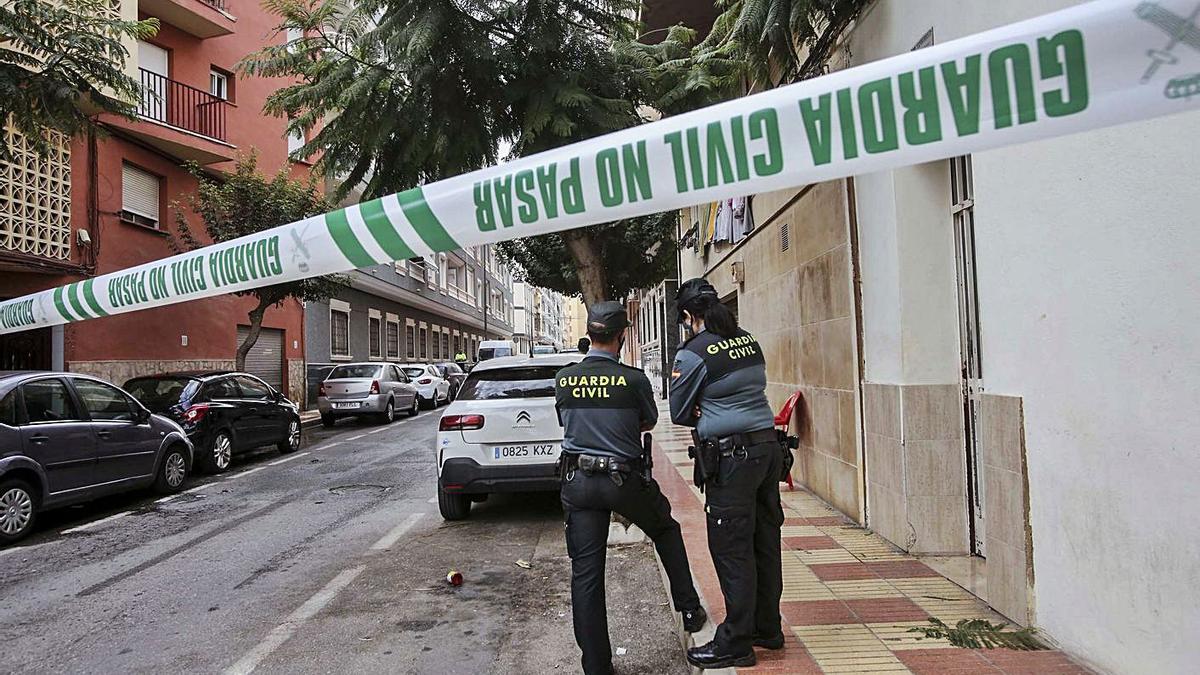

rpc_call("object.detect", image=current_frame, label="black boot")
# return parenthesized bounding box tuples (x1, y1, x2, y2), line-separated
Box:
(686, 640, 756, 669)
(682, 607, 708, 633)
(753, 633, 786, 650)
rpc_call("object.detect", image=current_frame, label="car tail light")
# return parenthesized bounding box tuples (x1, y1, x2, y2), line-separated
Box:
(418, 378, 432, 385)
(318, 382, 327, 396)
(182, 404, 209, 423)
(370, 380, 381, 394)
(440, 414, 484, 431)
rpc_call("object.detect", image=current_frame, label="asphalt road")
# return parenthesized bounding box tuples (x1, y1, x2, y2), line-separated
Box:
(0, 409, 690, 675)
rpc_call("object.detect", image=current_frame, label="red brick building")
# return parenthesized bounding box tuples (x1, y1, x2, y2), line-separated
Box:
(0, 0, 309, 401)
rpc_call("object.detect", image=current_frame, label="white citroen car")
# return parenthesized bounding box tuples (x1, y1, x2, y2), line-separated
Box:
(435, 354, 581, 520)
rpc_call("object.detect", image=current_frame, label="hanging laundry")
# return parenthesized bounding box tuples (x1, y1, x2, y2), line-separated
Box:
(714, 198, 735, 243)
(731, 196, 754, 242)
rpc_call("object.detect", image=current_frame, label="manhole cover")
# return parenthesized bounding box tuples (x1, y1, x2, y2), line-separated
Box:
(329, 484, 391, 495)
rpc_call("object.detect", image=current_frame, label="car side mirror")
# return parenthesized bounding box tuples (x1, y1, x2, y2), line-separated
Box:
(273, 390, 285, 402)
(136, 407, 152, 424)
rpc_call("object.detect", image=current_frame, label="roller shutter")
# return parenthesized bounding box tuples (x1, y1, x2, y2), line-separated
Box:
(236, 326, 284, 392)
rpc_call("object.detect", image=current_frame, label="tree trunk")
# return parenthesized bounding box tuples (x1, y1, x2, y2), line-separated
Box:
(236, 296, 272, 371)
(562, 229, 608, 306)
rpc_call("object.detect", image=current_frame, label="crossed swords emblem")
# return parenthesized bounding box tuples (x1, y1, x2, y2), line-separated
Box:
(1135, 2, 1200, 82)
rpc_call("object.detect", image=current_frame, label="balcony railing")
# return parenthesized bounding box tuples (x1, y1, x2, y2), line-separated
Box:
(200, 0, 226, 10)
(138, 68, 229, 142)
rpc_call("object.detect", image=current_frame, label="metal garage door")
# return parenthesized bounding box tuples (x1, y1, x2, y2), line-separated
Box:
(236, 326, 284, 392)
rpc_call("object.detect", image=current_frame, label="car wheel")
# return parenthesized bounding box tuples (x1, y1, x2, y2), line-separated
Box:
(154, 446, 189, 494)
(207, 431, 233, 473)
(0, 479, 37, 544)
(407, 397, 420, 417)
(437, 487, 471, 521)
(321, 413, 336, 428)
(378, 398, 395, 425)
(278, 418, 301, 454)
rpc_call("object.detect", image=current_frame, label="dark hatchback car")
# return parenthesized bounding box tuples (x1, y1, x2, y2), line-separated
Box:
(123, 372, 301, 474)
(0, 371, 193, 544)
(435, 362, 468, 401)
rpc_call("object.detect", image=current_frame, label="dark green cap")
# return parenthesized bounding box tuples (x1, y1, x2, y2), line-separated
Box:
(587, 301, 631, 333)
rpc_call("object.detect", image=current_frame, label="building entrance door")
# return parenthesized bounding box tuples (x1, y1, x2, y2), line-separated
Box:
(0, 326, 51, 370)
(951, 155, 986, 557)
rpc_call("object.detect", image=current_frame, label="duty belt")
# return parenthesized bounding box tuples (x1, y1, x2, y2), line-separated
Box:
(704, 428, 779, 456)
(563, 453, 638, 475)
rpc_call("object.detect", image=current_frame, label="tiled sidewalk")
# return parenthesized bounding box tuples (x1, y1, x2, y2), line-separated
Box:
(651, 415, 1090, 675)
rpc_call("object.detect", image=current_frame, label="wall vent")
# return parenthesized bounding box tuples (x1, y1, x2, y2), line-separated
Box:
(780, 222, 790, 252)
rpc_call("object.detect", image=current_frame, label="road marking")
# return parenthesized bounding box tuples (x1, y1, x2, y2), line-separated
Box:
(183, 483, 209, 494)
(62, 510, 132, 534)
(366, 425, 391, 434)
(224, 566, 366, 675)
(154, 495, 177, 504)
(345, 433, 367, 441)
(267, 451, 310, 466)
(368, 513, 423, 552)
(0, 542, 45, 559)
(229, 466, 267, 480)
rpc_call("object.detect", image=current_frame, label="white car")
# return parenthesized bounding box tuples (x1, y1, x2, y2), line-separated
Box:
(401, 363, 452, 409)
(435, 354, 582, 520)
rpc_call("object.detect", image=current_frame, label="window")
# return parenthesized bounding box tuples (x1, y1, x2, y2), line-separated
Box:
(234, 375, 271, 399)
(121, 163, 161, 228)
(21, 378, 81, 423)
(0, 391, 16, 426)
(369, 315, 382, 358)
(419, 327, 428, 359)
(202, 377, 240, 401)
(209, 69, 229, 100)
(331, 308, 350, 358)
(73, 379, 136, 422)
(386, 320, 400, 359)
(329, 364, 382, 379)
(457, 366, 561, 400)
(287, 127, 305, 155)
(286, 26, 303, 51)
(406, 324, 416, 359)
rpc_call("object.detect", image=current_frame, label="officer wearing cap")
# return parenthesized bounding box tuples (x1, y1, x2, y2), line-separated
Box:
(669, 279, 784, 670)
(557, 301, 708, 675)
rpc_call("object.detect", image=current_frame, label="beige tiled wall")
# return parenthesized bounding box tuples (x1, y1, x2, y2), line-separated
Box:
(863, 382, 970, 555)
(705, 181, 864, 523)
(980, 394, 1035, 625)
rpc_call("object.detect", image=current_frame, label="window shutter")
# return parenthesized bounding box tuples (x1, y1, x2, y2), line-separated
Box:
(122, 164, 160, 222)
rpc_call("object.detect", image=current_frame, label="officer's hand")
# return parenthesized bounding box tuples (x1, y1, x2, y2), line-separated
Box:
(693, 406, 702, 418)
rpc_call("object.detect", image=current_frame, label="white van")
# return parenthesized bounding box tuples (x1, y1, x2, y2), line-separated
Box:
(477, 340, 516, 362)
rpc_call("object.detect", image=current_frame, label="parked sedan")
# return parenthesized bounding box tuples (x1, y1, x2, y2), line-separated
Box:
(123, 372, 301, 473)
(0, 371, 193, 544)
(317, 363, 419, 427)
(402, 363, 452, 409)
(434, 362, 468, 401)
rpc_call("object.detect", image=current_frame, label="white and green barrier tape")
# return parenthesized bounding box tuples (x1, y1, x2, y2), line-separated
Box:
(2, 0, 1198, 335)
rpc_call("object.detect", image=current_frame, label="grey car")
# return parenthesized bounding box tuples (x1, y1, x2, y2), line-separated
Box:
(0, 371, 193, 544)
(318, 363, 419, 427)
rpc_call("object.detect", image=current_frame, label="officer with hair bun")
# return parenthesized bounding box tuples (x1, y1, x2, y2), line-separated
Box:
(670, 279, 785, 670)
(556, 300, 708, 675)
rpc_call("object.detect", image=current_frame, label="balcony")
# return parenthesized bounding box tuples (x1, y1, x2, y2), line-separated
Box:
(139, 0, 235, 38)
(103, 69, 235, 164)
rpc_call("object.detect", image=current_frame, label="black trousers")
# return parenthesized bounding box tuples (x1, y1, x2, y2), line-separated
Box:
(561, 468, 702, 675)
(705, 441, 785, 654)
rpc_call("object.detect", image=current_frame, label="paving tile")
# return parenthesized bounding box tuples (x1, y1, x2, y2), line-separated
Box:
(845, 597, 932, 623)
(895, 648, 1001, 674)
(867, 560, 942, 579)
(783, 600, 857, 626)
(979, 649, 1091, 674)
(810, 562, 878, 581)
(784, 535, 841, 550)
(826, 579, 906, 600)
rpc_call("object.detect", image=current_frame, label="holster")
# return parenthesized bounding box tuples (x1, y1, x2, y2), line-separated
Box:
(777, 429, 798, 482)
(687, 429, 719, 492)
(641, 433, 654, 485)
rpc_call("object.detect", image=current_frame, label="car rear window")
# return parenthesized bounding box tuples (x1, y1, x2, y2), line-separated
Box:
(402, 367, 427, 379)
(478, 347, 513, 360)
(124, 377, 199, 412)
(328, 365, 382, 379)
(457, 366, 561, 400)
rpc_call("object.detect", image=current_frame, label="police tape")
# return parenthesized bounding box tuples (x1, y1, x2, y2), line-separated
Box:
(2, 0, 1197, 335)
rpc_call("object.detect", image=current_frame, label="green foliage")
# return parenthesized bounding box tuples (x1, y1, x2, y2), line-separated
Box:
(171, 154, 346, 332)
(907, 618, 1046, 651)
(0, 0, 158, 160)
(498, 211, 678, 303)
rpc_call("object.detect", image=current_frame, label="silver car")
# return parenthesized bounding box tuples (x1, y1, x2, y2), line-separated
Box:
(318, 363, 419, 427)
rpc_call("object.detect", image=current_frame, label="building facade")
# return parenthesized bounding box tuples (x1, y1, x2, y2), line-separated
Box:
(511, 281, 566, 354)
(0, 0, 310, 402)
(561, 296, 586, 350)
(304, 246, 514, 404)
(658, 1, 1200, 672)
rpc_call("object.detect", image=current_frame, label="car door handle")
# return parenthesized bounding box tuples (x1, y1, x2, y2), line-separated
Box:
(248, 407, 258, 414)
(29, 434, 49, 444)
(96, 430, 111, 439)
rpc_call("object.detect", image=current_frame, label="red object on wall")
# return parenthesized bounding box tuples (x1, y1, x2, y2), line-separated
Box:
(775, 391, 803, 491)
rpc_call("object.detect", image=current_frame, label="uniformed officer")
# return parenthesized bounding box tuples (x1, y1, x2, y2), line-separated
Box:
(669, 279, 785, 670)
(557, 301, 708, 675)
